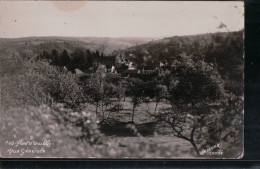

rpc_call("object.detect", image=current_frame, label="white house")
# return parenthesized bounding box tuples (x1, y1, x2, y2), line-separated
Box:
(75, 69, 84, 75)
(128, 62, 136, 70)
(111, 65, 117, 73)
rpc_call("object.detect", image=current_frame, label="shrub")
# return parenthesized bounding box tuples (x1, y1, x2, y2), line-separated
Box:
(81, 73, 125, 122)
(152, 53, 238, 157)
(29, 60, 84, 108)
(0, 52, 83, 109)
(0, 104, 101, 157)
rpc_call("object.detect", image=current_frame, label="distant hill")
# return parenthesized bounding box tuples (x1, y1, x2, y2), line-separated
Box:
(117, 31, 243, 82)
(122, 31, 243, 57)
(0, 36, 155, 55)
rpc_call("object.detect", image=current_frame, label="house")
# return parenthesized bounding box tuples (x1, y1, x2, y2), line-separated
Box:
(127, 62, 136, 70)
(63, 66, 68, 71)
(160, 61, 165, 67)
(111, 65, 117, 73)
(75, 69, 85, 75)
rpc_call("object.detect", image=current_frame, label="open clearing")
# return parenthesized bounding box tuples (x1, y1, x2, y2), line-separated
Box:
(89, 97, 195, 157)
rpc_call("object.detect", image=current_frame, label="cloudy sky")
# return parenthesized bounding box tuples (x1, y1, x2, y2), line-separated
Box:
(0, 1, 244, 38)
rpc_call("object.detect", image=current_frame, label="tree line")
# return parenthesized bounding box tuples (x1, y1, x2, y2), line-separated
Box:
(37, 48, 103, 72)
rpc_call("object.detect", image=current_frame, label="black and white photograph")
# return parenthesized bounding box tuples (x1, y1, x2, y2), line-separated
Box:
(0, 1, 244, 158)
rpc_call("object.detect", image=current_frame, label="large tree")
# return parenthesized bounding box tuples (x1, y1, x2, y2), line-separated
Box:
(50, 49, 60, 66)
(71, 48, 87, 70)
(82, 72, 124, 122)
(61, 49, 71, 67)
(126, 78, 146, 122)
(153, 84, 167, 112)
(153, 53, 228, 156)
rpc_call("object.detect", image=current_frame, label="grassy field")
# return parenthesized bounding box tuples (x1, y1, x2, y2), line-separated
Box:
(92, 97, 171, 124)
(103, 135, 193, 158)
(87, 97, 195, 157)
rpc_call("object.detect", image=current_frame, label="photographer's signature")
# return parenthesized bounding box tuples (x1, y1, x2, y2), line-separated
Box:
(200, 143, 223, 155)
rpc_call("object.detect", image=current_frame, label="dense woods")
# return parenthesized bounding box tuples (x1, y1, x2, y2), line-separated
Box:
(0, 31, 243, 158)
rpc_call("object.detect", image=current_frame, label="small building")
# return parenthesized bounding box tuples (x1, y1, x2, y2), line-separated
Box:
(160, 61, 165, 67)
(127, 62, 136, 70)
(75, 69, 85, 75)
(111, 65, 117, 73)
(63, 66, 68, 71)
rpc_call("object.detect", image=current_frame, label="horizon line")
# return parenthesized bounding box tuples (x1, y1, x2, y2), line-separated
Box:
(0, 30, 243, 40)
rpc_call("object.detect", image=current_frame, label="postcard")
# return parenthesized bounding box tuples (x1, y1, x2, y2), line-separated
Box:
(0, 1, 244, 158)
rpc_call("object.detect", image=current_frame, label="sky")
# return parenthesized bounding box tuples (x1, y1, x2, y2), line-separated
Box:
(0, 1, 244, 38)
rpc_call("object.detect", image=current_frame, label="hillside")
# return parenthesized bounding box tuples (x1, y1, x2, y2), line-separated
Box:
(0, 36, 154, 55)
(117, 31, 243, 82)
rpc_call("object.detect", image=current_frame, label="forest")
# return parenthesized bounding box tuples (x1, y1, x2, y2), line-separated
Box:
(0, 31, 243, 158)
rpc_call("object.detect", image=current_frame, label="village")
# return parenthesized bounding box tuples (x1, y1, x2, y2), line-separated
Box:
(72, 51, 170, 82)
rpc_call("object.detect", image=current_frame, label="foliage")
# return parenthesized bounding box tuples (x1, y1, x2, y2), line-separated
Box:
(31, 62, 83, 108)
(60, 49, 71, 66)
(168, 53, 225, 107)
(0, 51, 83, 109)
(153, 84, 168, 112)
(82, 73, 125, 122)
(199, 94, 243, 158)
(0, 104, 101, 157)
(126, 78, 148, 122)
(153, 53, 229, 156)
(124, 31, 243, 92)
